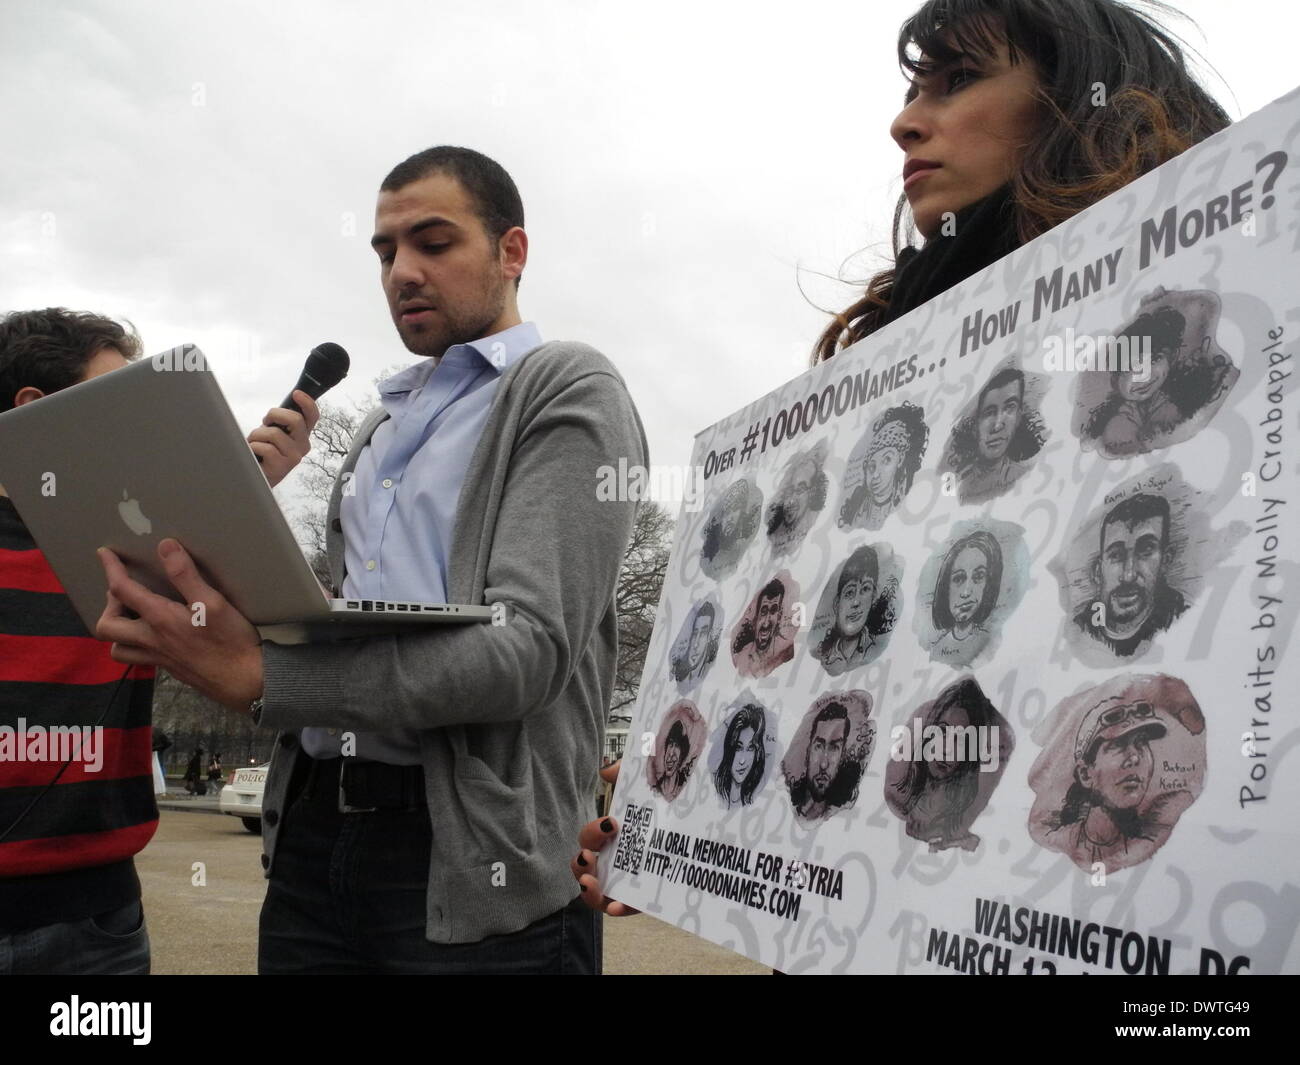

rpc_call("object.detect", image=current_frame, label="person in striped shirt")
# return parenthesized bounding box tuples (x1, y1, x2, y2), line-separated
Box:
(0, 308, 314, 973)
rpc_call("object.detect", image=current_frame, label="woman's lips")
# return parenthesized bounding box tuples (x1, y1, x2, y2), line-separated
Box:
(903, 164, 941, 190)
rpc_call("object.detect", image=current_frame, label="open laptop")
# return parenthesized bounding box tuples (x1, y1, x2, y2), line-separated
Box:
(0, 345, 495, 643)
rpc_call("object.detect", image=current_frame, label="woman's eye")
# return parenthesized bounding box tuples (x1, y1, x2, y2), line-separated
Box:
(947, 67, 978, 92)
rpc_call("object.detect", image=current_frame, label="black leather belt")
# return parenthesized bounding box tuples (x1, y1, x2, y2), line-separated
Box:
(304, 756, 426, 813)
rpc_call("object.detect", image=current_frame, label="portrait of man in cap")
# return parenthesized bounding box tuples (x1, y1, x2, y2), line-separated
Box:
(1029, 675, 1204, 874)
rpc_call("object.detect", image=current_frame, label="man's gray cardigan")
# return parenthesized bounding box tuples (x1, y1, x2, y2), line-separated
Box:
(256, 340, 648, 944)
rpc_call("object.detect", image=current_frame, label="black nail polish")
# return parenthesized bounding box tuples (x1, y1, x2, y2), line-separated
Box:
(577, 853, 588, 867)
(600, 818, 613, 832)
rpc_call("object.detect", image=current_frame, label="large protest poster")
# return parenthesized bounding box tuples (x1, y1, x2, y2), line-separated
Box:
(601, 85, 1300, 975)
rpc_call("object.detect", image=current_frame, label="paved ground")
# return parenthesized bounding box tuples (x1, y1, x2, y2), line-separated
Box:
(138, 808, 766, 975)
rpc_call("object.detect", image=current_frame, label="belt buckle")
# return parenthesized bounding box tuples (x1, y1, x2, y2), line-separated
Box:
(338, 762, 377, 814)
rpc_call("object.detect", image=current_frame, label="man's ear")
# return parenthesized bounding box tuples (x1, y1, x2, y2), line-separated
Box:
(498, 225, 527, 282)
(1076, 762, 1094, 790)
(1090, 555, 1102, 590)
(12, 386, 46, 407)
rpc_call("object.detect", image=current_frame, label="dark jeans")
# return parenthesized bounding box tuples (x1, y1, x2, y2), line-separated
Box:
(0, 900, 150, 975)
(258, 756, 600, 974)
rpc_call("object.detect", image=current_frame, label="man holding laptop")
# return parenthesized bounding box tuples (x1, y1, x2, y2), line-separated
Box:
(0, 309, 316, 974)
(95, 146, 648, 973)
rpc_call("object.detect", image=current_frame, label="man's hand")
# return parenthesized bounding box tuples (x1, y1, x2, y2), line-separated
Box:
(95, 539, 264, 714)
(571, 762, 640, 916)
(249, 389, 320, 488)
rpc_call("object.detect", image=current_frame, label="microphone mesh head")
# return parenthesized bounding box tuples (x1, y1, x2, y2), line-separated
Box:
(306, 343, 350, 389)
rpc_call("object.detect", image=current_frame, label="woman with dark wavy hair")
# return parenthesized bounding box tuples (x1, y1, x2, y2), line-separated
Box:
(575, 0, 1231, 916)
(714, 704, 768, 807)
(812, 0, 1229, 364)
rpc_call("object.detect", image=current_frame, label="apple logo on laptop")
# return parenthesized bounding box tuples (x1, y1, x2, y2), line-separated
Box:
(119, 491, 152, 535)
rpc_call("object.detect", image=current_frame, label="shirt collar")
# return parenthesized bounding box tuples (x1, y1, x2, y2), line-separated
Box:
(379, 321, 543, 396)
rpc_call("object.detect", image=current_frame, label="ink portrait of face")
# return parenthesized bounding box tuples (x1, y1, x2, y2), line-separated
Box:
(755, 592, 781, 652)
(702, 475, 759, 579)
(1029, 674, 1206, 874)
(701, 478, 763, 580)
(916, 521, 1027, 668)
(867, 447, 901, 506)
(811, 544, 901, 677)
(840, 403, 930, 532)
(1070, 491, 1187, 659)
(781, 692, 874, 824)
(946, 542, 991, 631)
(669, 598, 722, 689)
(885, 676, 1014, 854)
(941, 364, 1048, 504)
(731, 572, 800, 679)
(977, 379, 1020, 460)
(1075, 288, 1239, 459)
(646, 701, 707, 804)
(710, 701, 774, 809)
(766, 440, 829, 557)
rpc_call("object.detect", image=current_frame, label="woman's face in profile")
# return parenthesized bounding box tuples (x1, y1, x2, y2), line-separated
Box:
(890, 32, 1041, 239)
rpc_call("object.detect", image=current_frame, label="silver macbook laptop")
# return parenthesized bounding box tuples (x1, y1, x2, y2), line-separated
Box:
(0, 345, 495, 643)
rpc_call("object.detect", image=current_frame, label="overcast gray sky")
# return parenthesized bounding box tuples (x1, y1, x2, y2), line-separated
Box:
(3, 0, 1296, 492)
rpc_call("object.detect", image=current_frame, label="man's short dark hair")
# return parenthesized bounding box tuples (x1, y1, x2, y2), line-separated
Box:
(758, 578, 785, 606)
(0, 308, 141, 413)
(1100, 493, 1171, 554)
(812, 701, 850, 741)
(978, 367, 1025, 410)
(381, 146, 524, 285)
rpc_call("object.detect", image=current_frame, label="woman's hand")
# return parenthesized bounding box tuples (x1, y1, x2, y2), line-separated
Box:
(572, 762, 640, 916)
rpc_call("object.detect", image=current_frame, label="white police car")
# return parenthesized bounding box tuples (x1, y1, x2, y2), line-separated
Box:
(219, 763, 269, 833)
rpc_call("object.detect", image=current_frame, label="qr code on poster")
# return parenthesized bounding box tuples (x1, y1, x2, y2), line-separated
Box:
(613, 802, 655, 875)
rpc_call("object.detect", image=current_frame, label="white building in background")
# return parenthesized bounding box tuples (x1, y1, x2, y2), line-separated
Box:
(605, 723, 629, 763)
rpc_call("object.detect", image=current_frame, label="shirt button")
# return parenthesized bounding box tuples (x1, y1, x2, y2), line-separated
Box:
(366, 560, 376, 571)
(327, 728, 339, 737)
(382, 478, 393, 489)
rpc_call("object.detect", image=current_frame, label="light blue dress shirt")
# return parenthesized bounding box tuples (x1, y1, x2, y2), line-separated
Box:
(301, 321, 543, 763)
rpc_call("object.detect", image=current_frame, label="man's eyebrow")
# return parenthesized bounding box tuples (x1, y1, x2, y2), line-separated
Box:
(369, 216, 459, 249)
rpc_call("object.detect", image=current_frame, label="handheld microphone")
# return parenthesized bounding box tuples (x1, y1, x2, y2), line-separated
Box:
(282, 342, 351, 413)
(257, 342, 351, 463)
